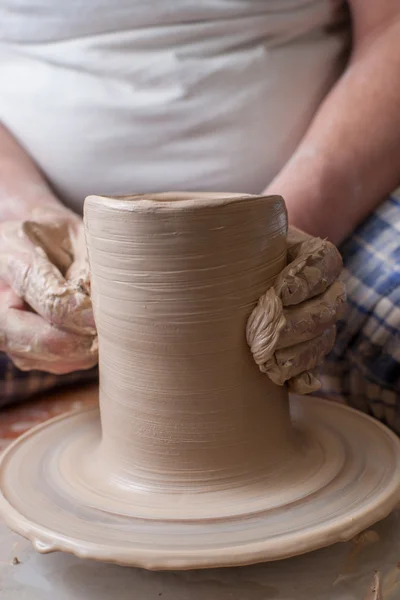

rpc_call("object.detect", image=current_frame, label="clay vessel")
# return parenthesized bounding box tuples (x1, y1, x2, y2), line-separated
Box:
(84, 192, 290, 493)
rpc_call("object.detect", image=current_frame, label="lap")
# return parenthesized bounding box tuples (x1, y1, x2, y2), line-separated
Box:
(0, 353, 98, 409)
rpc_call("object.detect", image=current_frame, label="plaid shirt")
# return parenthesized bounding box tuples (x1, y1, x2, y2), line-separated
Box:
(1, 196, 400, 432)
(320, 194, 400, 433)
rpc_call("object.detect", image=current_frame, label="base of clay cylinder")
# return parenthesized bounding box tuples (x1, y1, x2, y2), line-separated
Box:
(1, 395, 400, 570)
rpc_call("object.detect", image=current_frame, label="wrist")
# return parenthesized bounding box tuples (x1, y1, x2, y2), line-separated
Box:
(0, 123, 69, 222)
(264, 153, 355, 245)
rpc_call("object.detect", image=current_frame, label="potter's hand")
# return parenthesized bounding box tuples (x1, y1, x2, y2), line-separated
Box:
(0, 207, 98, 373)
(247, 227, 346, 394)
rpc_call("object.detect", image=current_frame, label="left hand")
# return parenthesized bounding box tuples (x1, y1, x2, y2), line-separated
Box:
(247, 226, 346, 394)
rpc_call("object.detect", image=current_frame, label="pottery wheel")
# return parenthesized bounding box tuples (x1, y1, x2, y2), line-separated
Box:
(1, 395, 400, 570)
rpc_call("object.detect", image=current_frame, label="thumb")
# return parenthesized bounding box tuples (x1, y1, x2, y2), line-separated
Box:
(65, 256, 91, 296)
(274, 227, 343, 306)
(65, 219, 91, 295)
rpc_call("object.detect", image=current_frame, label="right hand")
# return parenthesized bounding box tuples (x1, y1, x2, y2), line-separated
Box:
(0, 206, 98, 373)
(247, 226, 346, 394)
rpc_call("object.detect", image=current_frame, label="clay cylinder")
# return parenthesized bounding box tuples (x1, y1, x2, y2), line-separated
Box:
(84, 193, 292, 491)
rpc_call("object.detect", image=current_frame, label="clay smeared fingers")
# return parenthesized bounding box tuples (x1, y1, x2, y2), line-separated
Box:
(9, 354, 98, 375)
(263, 326, 336, 386)
(66, 222, 92, 295)
(21, 219, 74, 275)
(1, 252, 95, 335)
(274, 231, 343, 306)
(277, 281, 346, 350)
(287, 370, 321, 395)
(0, 306, 98, 371)
(0, 218, 95, 335)
(65, 257, 91, 295)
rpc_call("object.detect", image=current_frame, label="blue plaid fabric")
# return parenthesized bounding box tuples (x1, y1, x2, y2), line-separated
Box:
(320, 194, 400, 433)
(1, 195, 399, 432)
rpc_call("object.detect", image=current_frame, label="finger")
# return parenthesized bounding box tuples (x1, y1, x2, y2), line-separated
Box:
(1, 252, 95, 335)
(22, 220, 73, 275)
(9, 354, 98, 375)
(246, 287, 286, 370)
(286, 226, 312, 253)
(263, 326, 336, 386)
(66, 219, 91, 290)
(0, 303, 98, 368)
(274, 235, 343, 306)
(276, 281, 346, 349)
(287, 369, 321, 395)
(65, 256, 91, 295)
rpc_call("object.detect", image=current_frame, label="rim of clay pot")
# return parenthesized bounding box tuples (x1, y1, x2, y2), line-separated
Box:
(85, 192, 285, 212)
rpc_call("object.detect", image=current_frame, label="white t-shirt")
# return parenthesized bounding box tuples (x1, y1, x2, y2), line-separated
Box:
(0, 1, 349, 213)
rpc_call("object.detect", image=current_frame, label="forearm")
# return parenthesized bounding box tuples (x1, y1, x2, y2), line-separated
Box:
(265, 18, 400, 245)
(0, 123, 61, 221)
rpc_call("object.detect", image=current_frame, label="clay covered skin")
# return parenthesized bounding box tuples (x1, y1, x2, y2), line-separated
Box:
(247, 227, 346, 394)
(84, 192, 291, 489)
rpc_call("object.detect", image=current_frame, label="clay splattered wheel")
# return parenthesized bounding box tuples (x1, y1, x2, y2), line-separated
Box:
(1, 395, 400, 570)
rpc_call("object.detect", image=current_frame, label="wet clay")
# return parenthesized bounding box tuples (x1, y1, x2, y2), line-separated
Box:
(85, 192, 290, 489)
(0, 192, 400, 570)
(364, 572, 382, 600)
